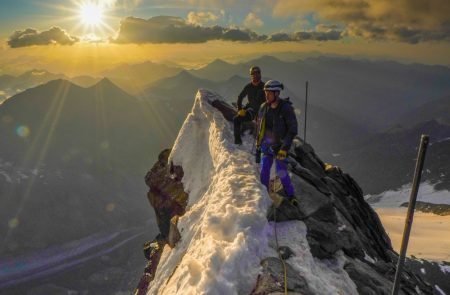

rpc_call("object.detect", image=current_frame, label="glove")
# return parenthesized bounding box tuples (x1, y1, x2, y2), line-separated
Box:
(237, 109, 247, 117)
(276, 149, 287, 160)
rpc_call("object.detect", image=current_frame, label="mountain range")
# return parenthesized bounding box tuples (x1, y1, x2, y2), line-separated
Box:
(0, 56, 449, 293)
(0, 78, 192, 257)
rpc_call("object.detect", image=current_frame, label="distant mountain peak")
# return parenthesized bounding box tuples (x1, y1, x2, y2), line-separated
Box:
(96, 77, 115, 85)
(226, 74, 246, 83)
(209, 58, 231, 66)
(250, 55, 282, 64)
(43, 78, 77, 88)
(89, 77, 132, 96)
(177, 69, 194, 77)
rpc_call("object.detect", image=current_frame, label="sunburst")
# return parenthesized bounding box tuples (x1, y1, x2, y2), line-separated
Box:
(79, 2, 104, 26)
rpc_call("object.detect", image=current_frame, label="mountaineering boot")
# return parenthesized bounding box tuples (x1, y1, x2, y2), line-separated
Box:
(289, 198, 299, 207)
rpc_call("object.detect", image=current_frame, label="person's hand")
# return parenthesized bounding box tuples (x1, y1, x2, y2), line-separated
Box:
(237, 109, 247, 117)
(276, 149, 287, 160)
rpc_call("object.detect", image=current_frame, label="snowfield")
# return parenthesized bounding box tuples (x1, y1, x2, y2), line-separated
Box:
(147, 89, 358, 294)
(365, 182, 450, 208)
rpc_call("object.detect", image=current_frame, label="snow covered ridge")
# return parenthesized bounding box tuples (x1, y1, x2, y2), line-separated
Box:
(136, 89, 437, 294)
(148, 90, 270, 294)
(365, 182, 450, 208)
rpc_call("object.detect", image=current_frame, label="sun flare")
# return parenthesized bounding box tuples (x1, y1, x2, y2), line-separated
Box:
(79, 3, 104, 26)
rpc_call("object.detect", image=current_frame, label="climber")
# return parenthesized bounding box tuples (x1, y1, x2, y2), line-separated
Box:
(256, 80, 298, 201)
(233, 66, 266, 145)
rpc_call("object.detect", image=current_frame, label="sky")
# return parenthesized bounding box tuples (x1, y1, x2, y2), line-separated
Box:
(0, 0, 449, 75)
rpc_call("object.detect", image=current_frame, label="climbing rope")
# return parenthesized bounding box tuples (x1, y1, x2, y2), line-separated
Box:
(273, 206, 288, 295)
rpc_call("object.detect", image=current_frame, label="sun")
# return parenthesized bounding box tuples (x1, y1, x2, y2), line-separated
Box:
(79, 3, 104, 26)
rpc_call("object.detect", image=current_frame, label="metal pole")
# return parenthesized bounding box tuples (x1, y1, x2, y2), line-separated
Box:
(391, 134, 429, 295)
(304, 81, 308, 143)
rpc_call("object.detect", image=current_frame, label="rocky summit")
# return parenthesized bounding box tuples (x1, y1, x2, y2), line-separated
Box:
(135, 90, 434, 295)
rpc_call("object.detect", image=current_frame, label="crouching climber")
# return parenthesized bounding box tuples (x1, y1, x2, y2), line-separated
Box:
(256, 80, 298, 201)
(233, 66, 265, 145)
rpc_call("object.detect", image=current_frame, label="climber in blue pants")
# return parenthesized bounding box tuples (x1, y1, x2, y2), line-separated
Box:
(256, 80, 298, 201)
(260, 143, 295, 197)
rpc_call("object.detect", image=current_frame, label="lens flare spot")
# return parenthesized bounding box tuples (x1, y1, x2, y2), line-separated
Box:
(100, 141, 110, 150)
(106, 203, 116, 212)
(8, 217, 19, 229)
(2, 115, 13, 124)
(16, 125, 30, 138)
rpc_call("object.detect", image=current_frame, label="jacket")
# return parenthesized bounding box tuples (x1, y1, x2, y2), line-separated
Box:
(257, 99, 298, 152)
(237, 82, 265, 112)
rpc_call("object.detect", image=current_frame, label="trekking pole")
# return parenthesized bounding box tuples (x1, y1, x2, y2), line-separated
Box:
(391, 134, 429, 295)
(304, 81, 308, 143)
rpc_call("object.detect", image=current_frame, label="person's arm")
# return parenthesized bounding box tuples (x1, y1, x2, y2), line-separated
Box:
(280, 104, 298, 151)
(237, 84, 248, 110)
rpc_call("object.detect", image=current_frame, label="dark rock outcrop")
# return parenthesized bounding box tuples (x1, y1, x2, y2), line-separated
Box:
(144, 149, 187, 239)
(251, 257, 313, 295)
(135, 150, 189, 294)
(137, 96, 435, 294)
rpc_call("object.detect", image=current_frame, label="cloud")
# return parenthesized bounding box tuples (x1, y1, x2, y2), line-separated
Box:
(8, 27, 79, 48)
(267, 30, 342, 42)
(99, 0, 142, 8)
(272, 0, 450, 43)
(268, 33, 291, 42)
(112, 15, 342, 44)
(187, 11, 220, 26)
(294, 30, 342, 41)
(243, 12, 264, 29)
(112, 16, 262, 43)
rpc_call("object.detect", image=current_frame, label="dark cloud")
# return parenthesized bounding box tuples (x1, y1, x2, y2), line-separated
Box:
(113, 15, 343, 44)
(8, 27, 79, 48)
(274, 0, 450, 43)
(294, 30, 342, 41)
(267, 30, 342, 42)
(268, 33, 291, 42)
(112, 16, 259, 43)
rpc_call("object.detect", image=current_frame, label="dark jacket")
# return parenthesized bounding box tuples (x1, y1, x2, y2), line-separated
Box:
(237, 81, 265, 112)
(257, 99, 298, 152)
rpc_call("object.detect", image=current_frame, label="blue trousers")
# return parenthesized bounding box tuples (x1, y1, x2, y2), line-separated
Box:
(260, 149, 295, 197)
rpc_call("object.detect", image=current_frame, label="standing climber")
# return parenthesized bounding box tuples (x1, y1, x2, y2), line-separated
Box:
(256, 80, 298, 201)
(233, 66, 265, 145)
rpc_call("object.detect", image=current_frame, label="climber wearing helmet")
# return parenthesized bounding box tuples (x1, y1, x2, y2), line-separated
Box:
(256, 80, 298, 201)
(233, 66, 265, 145)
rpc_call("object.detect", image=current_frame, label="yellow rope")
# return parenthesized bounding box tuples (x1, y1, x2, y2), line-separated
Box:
(274, 207, 288, 295)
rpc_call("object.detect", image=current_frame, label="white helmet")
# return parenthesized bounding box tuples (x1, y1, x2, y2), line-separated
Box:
(264, 80, 284, 92)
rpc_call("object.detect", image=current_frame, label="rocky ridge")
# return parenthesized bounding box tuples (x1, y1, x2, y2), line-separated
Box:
(135, 90, 433, 295)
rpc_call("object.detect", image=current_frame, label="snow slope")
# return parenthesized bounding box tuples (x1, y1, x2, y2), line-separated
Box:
(147, 89, 357, 294)
(365, 182, 450, 208)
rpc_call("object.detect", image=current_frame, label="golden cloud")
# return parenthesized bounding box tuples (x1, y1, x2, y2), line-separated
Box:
(243, 12, 264, 29)
(273, 0, 450, 43)
(187, 11, 221, 26)
(8, 27, 79, 48)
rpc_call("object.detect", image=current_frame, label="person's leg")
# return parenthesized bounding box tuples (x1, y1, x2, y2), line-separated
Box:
(233, 111, 253, 144)
(260, 153, 273, 191)
(275, 159, 295, 197)
(233, 115, 243, 144)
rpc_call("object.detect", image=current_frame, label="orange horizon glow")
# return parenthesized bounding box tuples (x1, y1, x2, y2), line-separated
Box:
(1, 39, 450, 77)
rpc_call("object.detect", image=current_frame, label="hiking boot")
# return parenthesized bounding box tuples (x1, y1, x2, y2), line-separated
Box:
(286, 196, 299, 206)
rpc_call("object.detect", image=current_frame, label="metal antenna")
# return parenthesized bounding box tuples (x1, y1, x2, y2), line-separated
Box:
(391, 134, 429, 295)
(304, 81, 309, 143)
